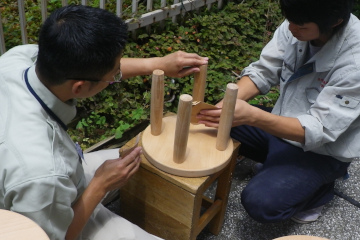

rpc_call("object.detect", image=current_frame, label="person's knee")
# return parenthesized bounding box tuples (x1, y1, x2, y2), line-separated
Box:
(241, 188, 284, 223)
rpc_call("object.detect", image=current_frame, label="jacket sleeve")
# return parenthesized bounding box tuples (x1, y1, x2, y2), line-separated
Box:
(240, 20, 290, 94)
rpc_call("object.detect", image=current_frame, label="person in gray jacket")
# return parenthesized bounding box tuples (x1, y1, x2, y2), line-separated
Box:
(197, 0, 359, 223)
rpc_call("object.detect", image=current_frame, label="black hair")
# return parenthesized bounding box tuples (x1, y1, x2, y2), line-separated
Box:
(279, 0, 354, 34)
(36, 5, 128, 85)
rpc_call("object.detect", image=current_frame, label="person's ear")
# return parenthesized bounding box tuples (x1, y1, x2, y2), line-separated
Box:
(71, 80, 86, 95)
(332, 19, 343, 28)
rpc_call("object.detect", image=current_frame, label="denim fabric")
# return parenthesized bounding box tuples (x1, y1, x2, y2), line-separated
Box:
(230, 106, 350, 223)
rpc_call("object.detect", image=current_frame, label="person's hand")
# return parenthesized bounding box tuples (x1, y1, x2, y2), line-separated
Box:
(197, 99, 254, 128)
(92, 147, 142, 193)
(159, 51, 208, 78)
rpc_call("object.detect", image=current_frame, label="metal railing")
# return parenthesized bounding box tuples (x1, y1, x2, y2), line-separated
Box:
(0, 0, 223, 55)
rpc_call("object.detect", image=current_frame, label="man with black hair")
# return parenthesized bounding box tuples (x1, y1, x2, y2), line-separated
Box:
(0, 4, 207, 240)
(197, 0, 360, 224)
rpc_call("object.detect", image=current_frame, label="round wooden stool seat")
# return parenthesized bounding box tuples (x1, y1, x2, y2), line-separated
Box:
(273, 235, 329, 240)
(0, 209, 49, 240)
(142, 115, 233, 177)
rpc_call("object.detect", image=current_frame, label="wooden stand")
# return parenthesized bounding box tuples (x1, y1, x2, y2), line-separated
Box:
(119, 68, 240, 239)
(142, 114, 233, 177)
(0, 209, 49, 240)
(142, 70, 238, 177)
(273, 236, 329, 240)
(119, 134, 240, 240)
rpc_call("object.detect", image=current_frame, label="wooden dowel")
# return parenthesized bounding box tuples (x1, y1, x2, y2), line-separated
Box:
(192, 65, 207, 102)
(150, 69, 164, 136)
(173, 94, 193, 163)
(216, 83, 238, 151)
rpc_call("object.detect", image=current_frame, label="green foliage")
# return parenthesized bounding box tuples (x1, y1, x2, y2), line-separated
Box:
(354, 0, 360, 17)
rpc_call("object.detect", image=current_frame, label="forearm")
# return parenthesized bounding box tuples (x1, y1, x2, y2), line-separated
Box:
(65, 181, 106, 240)
(121, 58, 162, 79)
(120, 51, 208, 79)
(249, 106, 305, 143)
(236, 76, 261, 101)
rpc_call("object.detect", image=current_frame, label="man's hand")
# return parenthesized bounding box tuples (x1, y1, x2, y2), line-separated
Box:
(92, 146, 142, 194)
(197, 99, 253, 128)
(159, 51, 209, 78)
(197, 99, 306, 144)
(67, 147, 142, 240)
(120, 51, 208, 79)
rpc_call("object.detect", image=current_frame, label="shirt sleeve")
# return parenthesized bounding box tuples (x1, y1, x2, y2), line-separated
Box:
(4, 175, 77, 240)
(240, 20, 290, 94)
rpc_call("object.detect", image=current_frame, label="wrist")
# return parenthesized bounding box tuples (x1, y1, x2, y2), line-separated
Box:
(86, 179, 107, 201)
(148, 57, 163, 73)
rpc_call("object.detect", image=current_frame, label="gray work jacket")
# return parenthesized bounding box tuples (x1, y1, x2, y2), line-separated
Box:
(241, 15, 360, 162)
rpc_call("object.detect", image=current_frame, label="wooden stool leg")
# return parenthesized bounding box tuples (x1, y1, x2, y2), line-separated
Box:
(207, 141, 241, 234)
(192, 65, 207, 102)
(216, 83, 238, 151)
(190, 193, 204, 240)
(150, 69, 164, 136)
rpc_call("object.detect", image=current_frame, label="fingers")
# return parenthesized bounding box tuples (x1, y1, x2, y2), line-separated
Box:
(177, 67, 201, 78)
(198, 120, 220, 128)
(119, 146, 142, 165)
(127, 155, 141, 177)
(195, 108, 221, 128)
(160, 51, 208, 78)
(177, 51, 208, 68)
(199, 108, 222, 117)
(119, 136, 140, 159)
(114, 146, 142, 174)
(108, 147, 142, 189)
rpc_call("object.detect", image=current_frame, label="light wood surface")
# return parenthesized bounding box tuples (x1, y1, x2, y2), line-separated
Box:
(142, 115, 233, 177)
(150, 69, 164, 136)
(173, 94, 193, 163)
(119, 134, 241, 240)
(216, 83, 238, 151)
(0, 209, 49, 240)
(273, 236, 329, 240)
(190, 101, 218, 124)
(192, 65, 207, 102)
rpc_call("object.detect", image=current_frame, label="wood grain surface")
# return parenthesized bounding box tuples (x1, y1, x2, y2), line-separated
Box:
(0, 209, 49, 240)
(142, 115, 233, 177)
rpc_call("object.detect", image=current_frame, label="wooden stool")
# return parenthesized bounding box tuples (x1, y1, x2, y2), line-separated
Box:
(119, 134, 240, 240)
(0, 209, 49, 240)
(273, 236, 329, 240)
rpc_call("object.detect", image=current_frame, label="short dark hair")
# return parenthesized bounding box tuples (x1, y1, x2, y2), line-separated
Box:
(36, 5, 128, 85)
(279, 0, 354, 34)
